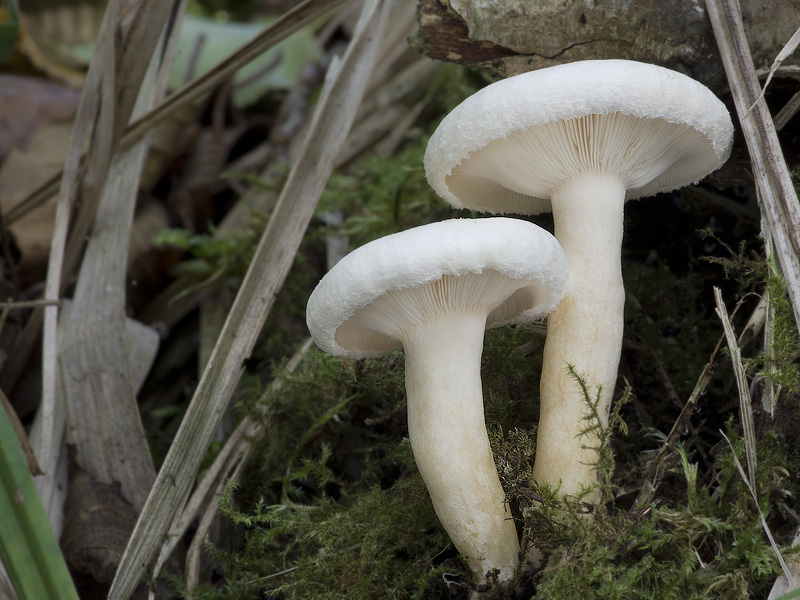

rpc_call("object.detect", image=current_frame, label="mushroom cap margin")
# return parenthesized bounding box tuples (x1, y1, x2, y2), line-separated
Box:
(306, 217, 568, 359)
(424, 59, 734, 214)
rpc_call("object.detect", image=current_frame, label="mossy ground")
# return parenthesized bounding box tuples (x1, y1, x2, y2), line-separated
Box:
(157, 65, 800, 599)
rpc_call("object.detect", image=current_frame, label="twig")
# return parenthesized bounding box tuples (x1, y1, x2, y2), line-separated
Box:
(773, 90, 800, 132)
(631, 332, 725, 512)
(0, 299, 59, 337)
(0, 388, 42, 476)
(246, 566, 300, 584)
(0, 300, 60, 310)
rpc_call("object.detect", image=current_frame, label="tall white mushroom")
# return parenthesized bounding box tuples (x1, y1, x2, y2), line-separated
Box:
(306, 217, 567, 584)
(424, 60, 734, 499)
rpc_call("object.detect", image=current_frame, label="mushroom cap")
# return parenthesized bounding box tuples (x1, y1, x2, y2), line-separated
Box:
(306, 217, 568, 358)
(424, 59, 734, 215)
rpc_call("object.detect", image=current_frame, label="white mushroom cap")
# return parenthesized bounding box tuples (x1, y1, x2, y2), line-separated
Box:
(424, 59, 734, 215)
(306, 217, 568, 358)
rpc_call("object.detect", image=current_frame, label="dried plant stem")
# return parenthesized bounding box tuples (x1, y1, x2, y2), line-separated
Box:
(720, 431, 795, 588)
(0, 389, 42, 476)
(184, 447, 247, 595)
(705, 0, 800, 336)
(773, 90, 800, 131)
(0, 300, 60, 310)
(183, 339, 313, 592)
(108, 2, 391, 597)
(706, 6, 800, 593)
(38, 0, 175, 489)
(714, 286, 800, 596)
(713, 288, 758, 488)
(0, 300, 59, 338)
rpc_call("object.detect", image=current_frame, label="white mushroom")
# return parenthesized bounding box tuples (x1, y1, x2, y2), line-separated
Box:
(424, 60, 734, 499)
(306, 217, 567, 583)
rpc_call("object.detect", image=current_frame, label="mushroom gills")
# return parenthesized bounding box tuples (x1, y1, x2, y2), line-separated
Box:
(335, 270, 549, 354)
(445, 112, 718, 215)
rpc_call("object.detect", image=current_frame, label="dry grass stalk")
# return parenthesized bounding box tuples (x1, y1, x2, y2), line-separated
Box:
(714, 288, 758, 487)
(108, 2, 392, 597)
(705, 0, 800, 337)
(715, 286, 799, 595)
(0, 6, 185, 597)
(36, 0, 175, 492)
(0, 300, 59, 340)
(759, 220, 779, 415)
(747, 25, 800, 112)
(705, 4, 800, 594)
(40, 4, 181, 589)
(721, 431, 796, 590)
(180, 339, 313, 595)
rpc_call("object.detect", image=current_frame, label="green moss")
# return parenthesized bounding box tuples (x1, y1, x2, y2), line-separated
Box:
(757, 262, 800, 394)
(531, 424, 791, 599)
(206, 471, 452, 600)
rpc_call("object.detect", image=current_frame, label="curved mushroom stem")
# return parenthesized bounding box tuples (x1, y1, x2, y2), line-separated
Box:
(533, 173, 626, 500)
(401, 310, 520, 583)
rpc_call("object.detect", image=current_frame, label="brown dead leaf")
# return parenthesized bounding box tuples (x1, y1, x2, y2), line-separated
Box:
(0, 74, 80, 161)
(17, 0, 105, 86)
(0, 120, 72, 279)
(60, 460, 139, 584)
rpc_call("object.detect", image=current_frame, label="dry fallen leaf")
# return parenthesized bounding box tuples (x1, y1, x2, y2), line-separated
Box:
(0, 120, 72, 279)
(0, 74, 80, 161)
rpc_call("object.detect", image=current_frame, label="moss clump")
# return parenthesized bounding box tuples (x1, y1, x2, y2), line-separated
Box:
(207, 450, 452, 600)
(751, 262, 800, 394)
(530, 424, 791, 600)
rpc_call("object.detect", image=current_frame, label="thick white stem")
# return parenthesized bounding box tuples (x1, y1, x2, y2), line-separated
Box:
(533, 173, 626, 498)
(402, 311, 520, 582)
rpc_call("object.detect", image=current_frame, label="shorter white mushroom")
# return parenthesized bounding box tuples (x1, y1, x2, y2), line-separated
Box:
(306, 217, 567, 584)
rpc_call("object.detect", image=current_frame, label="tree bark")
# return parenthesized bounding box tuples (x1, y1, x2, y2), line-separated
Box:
(413, 0, 800, 94)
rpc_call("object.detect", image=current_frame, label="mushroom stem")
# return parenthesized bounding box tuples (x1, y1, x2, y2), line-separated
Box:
(402, 310, 520, 582)
(533, 173, 626, 499)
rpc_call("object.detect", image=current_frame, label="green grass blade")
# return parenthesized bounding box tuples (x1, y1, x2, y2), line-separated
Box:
(0, 405, 79, 600)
